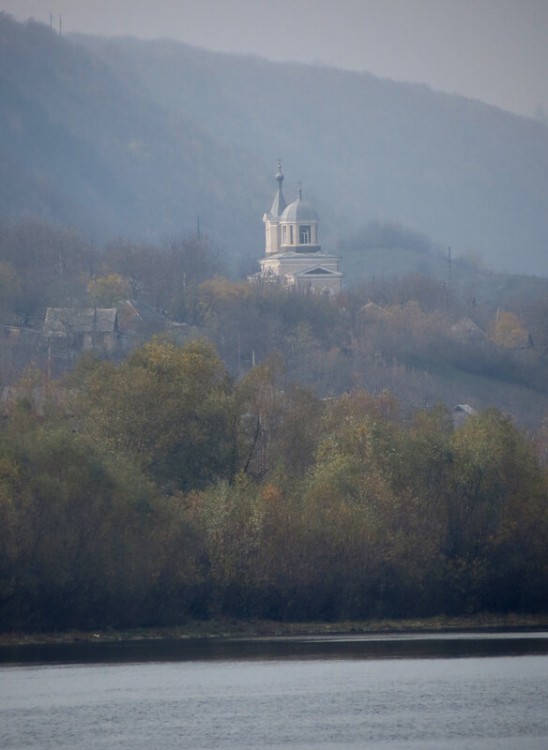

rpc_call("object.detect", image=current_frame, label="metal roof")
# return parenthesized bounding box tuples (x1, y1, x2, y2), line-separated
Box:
(280, 197, 319, 223)
(44, 308, 118, 336)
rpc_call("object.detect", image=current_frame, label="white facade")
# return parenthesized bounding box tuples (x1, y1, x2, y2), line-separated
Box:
(258, 164, 343, 294)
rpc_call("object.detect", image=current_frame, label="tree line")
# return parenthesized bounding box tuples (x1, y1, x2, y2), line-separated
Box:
(3, 218, 548, 440)
(0, 337, 546, 631)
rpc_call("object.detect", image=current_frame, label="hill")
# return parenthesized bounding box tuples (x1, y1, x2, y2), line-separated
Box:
(1, 13, 548, 277)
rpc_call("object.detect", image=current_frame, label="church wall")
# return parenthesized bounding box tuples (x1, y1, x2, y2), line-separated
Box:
(261, 254, 340, 276)
(264, 216, 280, 254)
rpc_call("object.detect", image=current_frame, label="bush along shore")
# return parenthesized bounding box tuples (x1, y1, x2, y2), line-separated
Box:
(2, 615, 548, 647)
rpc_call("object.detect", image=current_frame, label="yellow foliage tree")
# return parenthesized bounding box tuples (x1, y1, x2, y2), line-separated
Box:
(88, 273, 130, 307)
(490, 311, 529, 348)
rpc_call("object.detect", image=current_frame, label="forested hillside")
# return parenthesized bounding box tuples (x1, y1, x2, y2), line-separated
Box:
(1, 13, 548, 276)
(2, 215, 548, 430)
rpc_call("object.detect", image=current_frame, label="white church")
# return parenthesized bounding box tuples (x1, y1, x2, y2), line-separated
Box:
(256, 163, 343, 294)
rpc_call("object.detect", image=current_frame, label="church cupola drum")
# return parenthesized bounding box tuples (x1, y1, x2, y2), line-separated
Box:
(259, 163, 343, 294)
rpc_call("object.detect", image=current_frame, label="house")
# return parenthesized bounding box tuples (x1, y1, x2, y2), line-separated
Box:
(452, 403, 478, 427)
(450, 317, 486, 344)
(43, 307, 119, 354)
(254, 163, 343, 294)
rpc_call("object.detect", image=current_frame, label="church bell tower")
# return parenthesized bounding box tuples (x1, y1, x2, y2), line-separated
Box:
(263, 161, 287, 255)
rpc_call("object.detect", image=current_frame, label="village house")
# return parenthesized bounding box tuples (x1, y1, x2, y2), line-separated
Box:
(43, 307, 119, 354)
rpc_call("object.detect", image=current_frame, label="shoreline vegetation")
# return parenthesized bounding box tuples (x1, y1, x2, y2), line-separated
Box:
(1, 339, 547, 633)
(2, 614, 548, 647)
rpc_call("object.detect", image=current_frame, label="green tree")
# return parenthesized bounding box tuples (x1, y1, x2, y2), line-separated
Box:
(0, 421, 157, 630)
(74, 337, 237, 491)
(87, 273, 130, 307)
(445, 410, 548, 612)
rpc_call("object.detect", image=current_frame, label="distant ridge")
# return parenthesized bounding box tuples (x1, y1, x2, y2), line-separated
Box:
(1, 13, 547, 277)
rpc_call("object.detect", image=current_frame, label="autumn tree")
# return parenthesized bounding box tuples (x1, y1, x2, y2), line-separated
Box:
(103, 235, 223, 321)
(0, 217, 90, 325)
(490, 310, 530, 349)
(73, 337, 237, 492)
(0, 419, 158, 629)
(87, 273, 131, 307)
(444, 410, 548, 612)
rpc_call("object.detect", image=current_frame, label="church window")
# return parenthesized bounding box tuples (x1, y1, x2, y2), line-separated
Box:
(290, 225, 294, 244)
(299, 225, 311, 244)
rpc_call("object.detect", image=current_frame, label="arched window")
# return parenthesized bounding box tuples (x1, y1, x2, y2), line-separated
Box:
(299, 225, 311, 244)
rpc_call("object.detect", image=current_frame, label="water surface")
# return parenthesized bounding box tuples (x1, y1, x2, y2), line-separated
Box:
(1, 632, 547, 749)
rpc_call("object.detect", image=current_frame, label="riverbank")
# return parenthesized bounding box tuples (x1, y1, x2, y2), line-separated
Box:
(1, 613, 547, 646)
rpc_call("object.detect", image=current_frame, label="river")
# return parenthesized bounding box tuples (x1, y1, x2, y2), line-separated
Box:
(1, 632, 547, 749)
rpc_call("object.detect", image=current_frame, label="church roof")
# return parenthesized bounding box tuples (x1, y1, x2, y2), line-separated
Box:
(269, 189, 286, 218)
(281, 196, 319, 223)
(261, 251, 340, 260)
(268, 161, 287, 218)
(293, 266, 343, 278)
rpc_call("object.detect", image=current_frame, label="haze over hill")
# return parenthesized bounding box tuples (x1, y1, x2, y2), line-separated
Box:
(1, 14, 548, 277)
(4, 0, 548, 119)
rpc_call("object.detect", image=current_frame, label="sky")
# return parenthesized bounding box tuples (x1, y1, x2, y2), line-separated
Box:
(2, 0, 548, 118)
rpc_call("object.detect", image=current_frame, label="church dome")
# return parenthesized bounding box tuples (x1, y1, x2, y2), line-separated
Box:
(280, 196, 319, 223)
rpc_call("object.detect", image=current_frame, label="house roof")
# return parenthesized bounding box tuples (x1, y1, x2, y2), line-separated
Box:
(44, 308, 118, 337)
(450, 317, 486, 341)
(453, 404, 478, 416)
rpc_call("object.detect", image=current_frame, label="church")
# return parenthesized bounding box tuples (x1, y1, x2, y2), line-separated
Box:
(256, 163, 343, 294)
